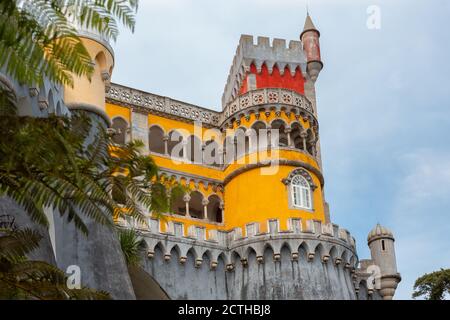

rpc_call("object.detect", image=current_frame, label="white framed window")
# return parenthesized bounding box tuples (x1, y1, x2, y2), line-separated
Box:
(291, 175, 312, 210)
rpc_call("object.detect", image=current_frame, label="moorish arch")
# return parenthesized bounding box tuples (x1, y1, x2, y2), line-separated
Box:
(250, 121, 267, 151)
(148, 125, 165, 154)
(206, 194, 222, 223)
(204, 139, 221, 167)
(111, 116, 128, 144)
(290, 122, 304, 150)
(234, 127, 247, 159)
(188, 191, 204, 219)
(167, 130, 184, 158)
(271, 119, 288, 147)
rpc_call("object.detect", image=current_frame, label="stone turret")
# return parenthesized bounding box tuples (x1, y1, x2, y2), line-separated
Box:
(367, 224, 401, 300)
(300, 14, 323, 82)
(52, 20, 136, 299)
(221, 35, 308, 108)
(63, 20, 115, 125)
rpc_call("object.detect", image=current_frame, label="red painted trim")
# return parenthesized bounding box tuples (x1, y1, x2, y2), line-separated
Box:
(239, 63, 305, 96)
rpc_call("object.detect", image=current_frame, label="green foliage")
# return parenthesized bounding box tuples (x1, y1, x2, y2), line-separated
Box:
(412, 268, 450, 300)
(118, 228, 143, 266)
(0, 83, 17, 116)
(0, 0, 138, 88)
(0, 227, 110, 299)
(0, 113, 185, 235)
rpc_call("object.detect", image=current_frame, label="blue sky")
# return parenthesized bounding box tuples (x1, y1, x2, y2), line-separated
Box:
(111, 0, 450, 299)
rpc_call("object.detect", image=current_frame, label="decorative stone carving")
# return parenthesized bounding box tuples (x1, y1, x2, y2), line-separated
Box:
(282, 168, 317, 190)
(221, 88, 315, 126)
(195, 259, 203, 268)
(38, 98, 49, 110)
(29, 87, 39, 97)
(106, 84, 220, 127)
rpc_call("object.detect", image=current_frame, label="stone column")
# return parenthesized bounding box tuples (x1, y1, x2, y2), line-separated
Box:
(163, 134, 169, 155)
(233, 136, 238, 161)
(218, 147, 224, 166)
(219, 201, 225, 223)
(202, 198, 209, 220)
(183, 194, 191, 217)
(300, 130, 308, 151)
(285, 128, 292, 147)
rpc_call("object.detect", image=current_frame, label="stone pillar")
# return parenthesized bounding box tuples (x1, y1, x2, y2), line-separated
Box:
(300, 130, 307, 151)
(183, 194, 191, 217)
(233, 136, 238, 161)
(218, 147, 224, 166)
(219, 201, 225, 223)
(202, 198, 209, 220)
(163, 134, 169, 155)
(285, 128, 292, 147)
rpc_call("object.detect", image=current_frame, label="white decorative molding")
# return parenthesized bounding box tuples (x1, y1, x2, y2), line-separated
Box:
(106, 83, 221, 127)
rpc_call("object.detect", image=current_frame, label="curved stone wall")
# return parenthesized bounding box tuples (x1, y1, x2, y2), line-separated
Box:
(126, 217, 364, 300)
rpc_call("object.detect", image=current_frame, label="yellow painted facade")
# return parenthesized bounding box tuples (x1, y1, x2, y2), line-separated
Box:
(65, 38, 114, 116)
(75, 33, 326, 239)
(105, 102, 325, 237)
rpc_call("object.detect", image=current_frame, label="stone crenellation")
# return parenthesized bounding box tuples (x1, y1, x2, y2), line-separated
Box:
(116, 216, 385, 300)
(118, 216, 357, 266)
(222, 35, 308, 107)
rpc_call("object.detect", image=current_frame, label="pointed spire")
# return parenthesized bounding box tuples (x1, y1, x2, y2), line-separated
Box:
(301, 13, 320, 39)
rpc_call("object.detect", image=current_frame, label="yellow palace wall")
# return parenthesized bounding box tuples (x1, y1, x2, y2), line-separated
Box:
(105, 102, 325, 237)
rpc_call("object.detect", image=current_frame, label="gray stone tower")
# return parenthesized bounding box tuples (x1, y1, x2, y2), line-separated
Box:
(367, 224, 401, 300)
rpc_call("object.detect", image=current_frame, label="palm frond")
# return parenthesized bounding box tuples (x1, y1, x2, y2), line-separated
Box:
(0, 228, 42, 262)
(0, 227, 111, 299)
(0, 0, 138, 88)
(118, 228, 143, 266)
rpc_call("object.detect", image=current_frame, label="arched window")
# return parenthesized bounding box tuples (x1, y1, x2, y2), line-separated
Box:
(168, 130, 184, 158)
(271, 119, 288, 147)
(111, 117, 128, 145)
(189, 191, 204, 219)
(207, 195, 222, 223)
(291, 175, 312, 209)
(291, 122, 304, 150)
(149, 126, 165, 154)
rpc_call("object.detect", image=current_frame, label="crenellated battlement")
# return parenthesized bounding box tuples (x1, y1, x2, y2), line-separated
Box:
(222, 35, 308, 108)
(119, 215, 374, 300)
(117, 216, 357, 265)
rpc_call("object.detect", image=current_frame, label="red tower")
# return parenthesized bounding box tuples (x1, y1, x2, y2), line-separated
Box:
(300, 14, 323, 82)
